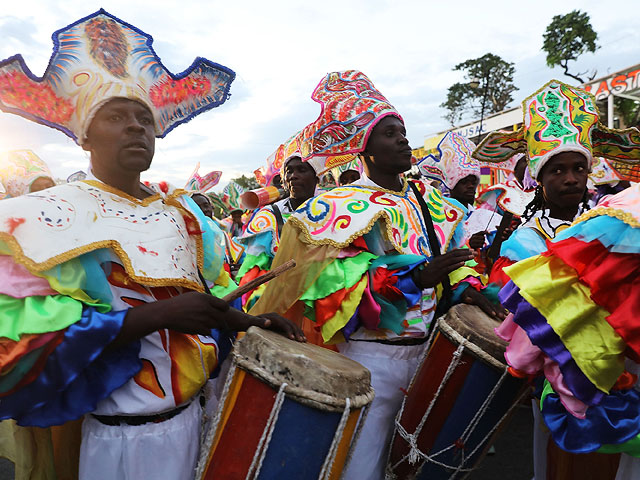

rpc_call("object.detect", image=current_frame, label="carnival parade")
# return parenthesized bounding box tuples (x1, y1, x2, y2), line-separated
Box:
(0, 3, 639, 479)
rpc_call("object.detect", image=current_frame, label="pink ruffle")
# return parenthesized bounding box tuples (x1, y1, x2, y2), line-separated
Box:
(496, 314, 588, 418)
(0, 256, 57, 298)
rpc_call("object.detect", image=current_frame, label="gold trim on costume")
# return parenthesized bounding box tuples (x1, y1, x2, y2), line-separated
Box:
(574, 206, 640, 228)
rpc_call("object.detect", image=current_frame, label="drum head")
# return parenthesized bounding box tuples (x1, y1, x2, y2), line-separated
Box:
(233, 327, 374, 410)
(439, 304, 508, 367)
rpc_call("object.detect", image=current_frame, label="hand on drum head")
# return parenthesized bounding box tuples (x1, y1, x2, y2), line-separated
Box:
(254, 312, 307, 343)
(415, 249, 475, 289)
(461, 287, 508, 321)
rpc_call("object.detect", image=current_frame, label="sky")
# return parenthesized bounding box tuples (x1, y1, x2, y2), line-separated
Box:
(0, 0, 638, 191)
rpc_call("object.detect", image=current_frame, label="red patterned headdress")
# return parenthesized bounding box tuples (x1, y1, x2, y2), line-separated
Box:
(298, 70, 401, 161)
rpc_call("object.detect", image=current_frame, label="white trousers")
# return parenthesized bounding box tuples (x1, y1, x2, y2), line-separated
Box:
(338, 340, 426, 480)
(79, 400, 202, 480)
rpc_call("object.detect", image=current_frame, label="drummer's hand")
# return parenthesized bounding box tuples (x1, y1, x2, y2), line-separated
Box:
(417, 249, 474, 289)
(257, 312, 307, 343)
(223, 309, 306, 342)
(461, 287, 508, 321)
(468, 232, 486, 250)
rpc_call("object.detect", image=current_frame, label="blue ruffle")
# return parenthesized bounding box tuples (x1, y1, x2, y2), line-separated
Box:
(499, 227, 547, 262)
(184, 195, 226, 280)
(554, 215, 640, 254)
(0, 306, 141, 427)
(542, 382, 640, 453)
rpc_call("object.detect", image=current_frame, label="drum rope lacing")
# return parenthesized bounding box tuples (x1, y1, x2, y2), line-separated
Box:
(340, 402, 370, 479)
(318, 398, 351, 480)
(246, 382, 288, 480)
(384, 316, 531, 480)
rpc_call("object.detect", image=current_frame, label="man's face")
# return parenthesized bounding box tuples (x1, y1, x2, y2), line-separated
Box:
(192, 193, 213, 218)
(231, 210, 243, 224)
(539, 151, 588, 209)
(29, 176, 56, 193)
(339, 170, 360, 185)
(450, 175, 479, 206)
(83, 98, 156, 181)
(363, 116, 412, 175)
(283, 157, 317, 201)
(513, 157, 527, 184)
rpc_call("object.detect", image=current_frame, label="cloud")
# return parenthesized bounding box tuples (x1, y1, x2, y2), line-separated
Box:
(0, 0, 638, 187)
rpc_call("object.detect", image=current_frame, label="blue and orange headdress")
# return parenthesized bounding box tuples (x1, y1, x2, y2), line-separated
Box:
(473, 80, 640, 180)
(0, 9, 235, 144)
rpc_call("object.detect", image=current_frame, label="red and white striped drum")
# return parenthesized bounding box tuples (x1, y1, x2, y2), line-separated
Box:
(386, 304, 528, 479)
(196, 327, 374, 480)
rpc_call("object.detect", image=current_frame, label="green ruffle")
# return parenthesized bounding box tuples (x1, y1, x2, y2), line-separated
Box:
(300, 252, 376, 302)
(236, 252, 273, 280)
(0, 294, 86, 341)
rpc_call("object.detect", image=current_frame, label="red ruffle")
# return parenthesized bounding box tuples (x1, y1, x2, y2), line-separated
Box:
(372, 267, 403, 300)
(314, 280, 362, 329)
(488, 256, 515, 287)
(545, 237, 640, 357)
(238, 266, 268, 306)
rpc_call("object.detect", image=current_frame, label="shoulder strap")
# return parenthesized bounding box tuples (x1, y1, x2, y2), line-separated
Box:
(408, 181, 452, 308)
(271, 203, 285, 239)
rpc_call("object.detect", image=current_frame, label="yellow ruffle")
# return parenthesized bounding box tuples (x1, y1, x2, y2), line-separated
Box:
(505, 255, 625, 393)
(321, 275, 368, 344)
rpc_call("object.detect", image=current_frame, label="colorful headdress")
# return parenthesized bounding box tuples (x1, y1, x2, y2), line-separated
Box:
(331, 156, 362, 185)
(184, 163, 222, 193)
(298, 70, 401, 163)
(417, 132, 479, 191)
(0, 9, 235, 144)
(473, 79, 640, 179)
(588, 157, 623, 186)
(221, 181, 245, 211)
(0, 150, 53, 198)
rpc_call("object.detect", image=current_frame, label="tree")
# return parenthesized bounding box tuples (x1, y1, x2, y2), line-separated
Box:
(542, 10, 599, 84)
(232, 174, 260, 191)
(440, 53, 517, 127)
(614, 97, 640, 129)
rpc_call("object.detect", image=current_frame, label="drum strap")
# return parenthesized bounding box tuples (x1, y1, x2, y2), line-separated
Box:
(408, 181, 452, 316)
(271, 203, 285, 240)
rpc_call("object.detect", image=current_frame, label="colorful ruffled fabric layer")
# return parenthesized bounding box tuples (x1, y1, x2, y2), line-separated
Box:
(498, 188, 640, 457)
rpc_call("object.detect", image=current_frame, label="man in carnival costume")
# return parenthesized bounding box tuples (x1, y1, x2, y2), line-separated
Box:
(235, 136, 322, 311)
(587, 156, 633, 207)
(474, 79, 640, 479)
(479, 81, 594, 289)
(417, 132, 489, 249)
(0, 150, 56, 199)
(0, 10, 303, 480)
(250, 70, 504, 479)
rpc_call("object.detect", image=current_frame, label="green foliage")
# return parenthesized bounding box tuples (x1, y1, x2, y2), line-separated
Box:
(232, 174, 260, 191)
(542, 10, 598, 83)
(440, 53, 517, 126)
(614, 97, 640, 128)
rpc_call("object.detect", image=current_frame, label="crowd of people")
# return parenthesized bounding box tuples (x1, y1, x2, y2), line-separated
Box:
(0, 9, 639, 480)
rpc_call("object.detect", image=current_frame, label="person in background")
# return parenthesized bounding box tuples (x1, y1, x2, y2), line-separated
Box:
(0, 150, 56, 199)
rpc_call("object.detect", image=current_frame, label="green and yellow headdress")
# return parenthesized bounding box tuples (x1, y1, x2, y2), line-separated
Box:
(473, 79, 640, 179)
